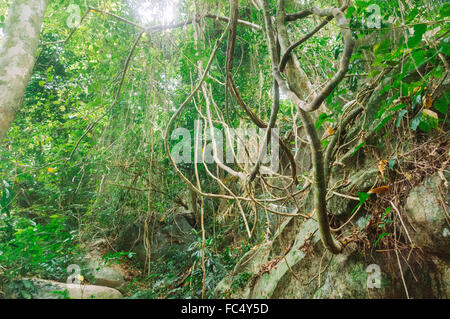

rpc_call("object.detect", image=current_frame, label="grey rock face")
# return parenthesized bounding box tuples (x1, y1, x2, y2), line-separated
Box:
(117, 207, 196, 265)
(89, 261, 125, 289)
(405, 172, 450, 259)
(7, 278, 123, 299)
(84, 249, 126, 289)
(215, 169, 450, 299)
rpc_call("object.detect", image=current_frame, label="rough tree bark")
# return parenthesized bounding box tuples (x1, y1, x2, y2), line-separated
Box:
(0, 0, 49, 143)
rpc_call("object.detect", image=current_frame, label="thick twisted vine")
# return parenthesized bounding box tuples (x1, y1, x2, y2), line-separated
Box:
(260, 0, 355, 254)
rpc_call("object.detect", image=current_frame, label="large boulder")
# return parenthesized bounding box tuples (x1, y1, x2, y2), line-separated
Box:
(216, 207, 450, 299)
(6, 278, 122, 299)
(328, 165, 379, 217)
(88, 259, 125, 289)
(85, 250, 126, 289)
(117, 208, 196, 265)
(430, 257, 450, 298)
(405, 171, 450, 259)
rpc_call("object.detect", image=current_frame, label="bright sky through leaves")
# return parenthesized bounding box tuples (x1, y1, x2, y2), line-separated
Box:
(136, 0, 180, 25)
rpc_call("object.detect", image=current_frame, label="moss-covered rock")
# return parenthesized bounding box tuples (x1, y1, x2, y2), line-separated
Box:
(405, 170, 450, 260)
(6, 278, 123, 299)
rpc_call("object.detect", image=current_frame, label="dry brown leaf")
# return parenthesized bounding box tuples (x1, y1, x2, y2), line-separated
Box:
(321, 126, 335, 139)
(368, 185, 390, 194)
(327, 126, 335, 135)
(378, 160, 387, 179)
(423, 109, 438, 119)
(423, 94, 433, 108)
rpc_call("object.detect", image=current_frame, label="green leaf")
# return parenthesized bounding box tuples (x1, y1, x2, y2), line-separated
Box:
(382, 206, 392, 220)
(349, 192, 371, 216)
(334, 45, 343, 60)
(376, 114, 393, 132)
(315, 113, 333, 129)
(388, 158, 397, 170)
(390, 102, 405, 112)
(358, 192, 371, 203)
(1, 180, 13, 217)
(407, 24, 427, 48)
(435, 91, 449, 114)
(411, 50, 427, 68)
(351, 141, 366, 156)
(412, 93, 422, 109)
(410, 115, 421, 130)
(418, 110, 439, 132)
(406, 8, 419, 22)
(346, 6, 356, 18)
(440, 41, 450, 57)
(401, 82, 410, 96)
(374, 232, 391, 247)
(321, 139, 330, 147)
(395, 109, 407, 127)
(433, 64, 444, 78)
(439, 2, 450, 18)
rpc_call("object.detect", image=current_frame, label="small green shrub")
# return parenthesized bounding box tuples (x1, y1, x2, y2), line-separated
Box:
(0, 216, 82, 281)
(231, 272, 252, 291)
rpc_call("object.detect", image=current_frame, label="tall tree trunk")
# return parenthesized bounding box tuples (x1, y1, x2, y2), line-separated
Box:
(0, 0, 49, 143)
